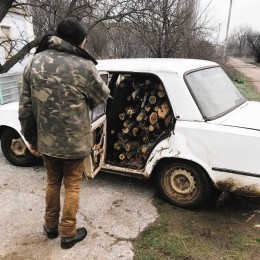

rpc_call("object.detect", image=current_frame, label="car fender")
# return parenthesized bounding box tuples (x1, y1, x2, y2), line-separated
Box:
(145, 130, 212, 179)
(0, 102, 28, 145)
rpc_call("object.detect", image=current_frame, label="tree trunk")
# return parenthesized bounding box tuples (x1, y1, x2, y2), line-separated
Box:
(0, 0, 15, 23)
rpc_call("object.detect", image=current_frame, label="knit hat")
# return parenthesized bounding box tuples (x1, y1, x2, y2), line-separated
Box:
(56, 17, 86, 46)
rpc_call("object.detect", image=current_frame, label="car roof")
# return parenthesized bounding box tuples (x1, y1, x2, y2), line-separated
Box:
(96, 58, 218, 75)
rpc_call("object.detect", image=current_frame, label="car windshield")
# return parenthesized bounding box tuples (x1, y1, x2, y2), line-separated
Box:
(185, 67, 246, 119)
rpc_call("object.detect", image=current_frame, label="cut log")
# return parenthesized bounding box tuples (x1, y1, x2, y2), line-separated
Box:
(122, 121, 136, 134)
(158, 83, 164, 91)
(117, 133, 129, 145)
(119, 112, 127, 121)
(126, 151, 134, 160)
(132, 127, 140, 136)
(113, 141, 124, 151)
(149, 95, 157, 105)
(139, 121, 149, 131)
(165, 114, 173, 126)
(158, 101, 170, 119)
(149, 122, 161, 132)
(148, 124, 155, 132)
(123, 118, 132, 127)
(136, 110, 146, 122)
(126, 106, 139, 117)
(141, 91, 149, 108)
(145, 104, 152, 112)
(119, 153, 126, 160)
(125, 141, 139, 152)
(140, 143, 153, 154)
(154, 97, 165, 111)
(158, 90, 166, 98)
(119, 151, 135, 160)
(149, 112, 158, 125)
(132, 88, 142, 100)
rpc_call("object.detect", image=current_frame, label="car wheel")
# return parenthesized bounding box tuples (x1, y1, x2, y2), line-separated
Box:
(1, 128, 36, 166)
(158, 160, 213, 209)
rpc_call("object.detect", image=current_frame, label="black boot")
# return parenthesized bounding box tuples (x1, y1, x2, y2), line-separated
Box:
(43, 225, 59, 239)
(61, 227, 87, 249)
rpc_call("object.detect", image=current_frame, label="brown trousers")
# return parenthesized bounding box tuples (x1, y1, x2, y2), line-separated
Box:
(42, 155, 84, 237)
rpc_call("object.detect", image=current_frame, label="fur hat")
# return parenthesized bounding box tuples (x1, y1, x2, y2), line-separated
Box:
(56, 17, 86, 46)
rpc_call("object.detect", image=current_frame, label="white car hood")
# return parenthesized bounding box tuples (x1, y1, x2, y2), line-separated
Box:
(218, 101, 260, 131)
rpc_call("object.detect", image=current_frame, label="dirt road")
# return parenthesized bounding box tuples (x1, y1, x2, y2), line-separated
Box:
(228, 57, 260, 92)
(0, 150, 157, 260)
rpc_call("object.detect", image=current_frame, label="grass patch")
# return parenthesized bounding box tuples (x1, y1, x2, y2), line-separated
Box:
(133, 197, 260, 260)
(234, 79, 260, 102)
(224, 66, 260, 101)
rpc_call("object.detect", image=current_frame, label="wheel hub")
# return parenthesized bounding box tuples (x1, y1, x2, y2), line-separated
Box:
(170, 168, 196, 194)
(10, 138, 27, 156)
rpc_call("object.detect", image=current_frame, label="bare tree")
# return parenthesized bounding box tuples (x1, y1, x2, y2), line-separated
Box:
(124, 0, 215, 59)
(247, 31, 260, 63)
(227, 25, 252, 57)
(0, 0, 151, 73)
(0, 0, 219, 73)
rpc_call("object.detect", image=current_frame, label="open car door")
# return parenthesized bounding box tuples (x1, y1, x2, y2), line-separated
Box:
(84, 105, 106, 179)
(84, 72, 108, 179)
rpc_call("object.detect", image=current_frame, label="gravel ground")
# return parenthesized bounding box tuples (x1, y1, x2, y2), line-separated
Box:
(0, 149, 158, 260)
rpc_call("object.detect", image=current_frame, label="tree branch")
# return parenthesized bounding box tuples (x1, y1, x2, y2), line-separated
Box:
(0, 37, 41, 74)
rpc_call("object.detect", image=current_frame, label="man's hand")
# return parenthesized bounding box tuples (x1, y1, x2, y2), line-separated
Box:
(29, 144, 40, 156)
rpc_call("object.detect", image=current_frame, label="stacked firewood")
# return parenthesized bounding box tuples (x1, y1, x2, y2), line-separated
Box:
(111, 78, 173, 166)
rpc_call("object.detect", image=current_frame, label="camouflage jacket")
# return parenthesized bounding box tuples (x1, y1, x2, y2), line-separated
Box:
(19, 36, 110, 159)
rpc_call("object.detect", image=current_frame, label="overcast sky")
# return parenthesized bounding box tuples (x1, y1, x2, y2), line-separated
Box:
(200, 0, 260, 43)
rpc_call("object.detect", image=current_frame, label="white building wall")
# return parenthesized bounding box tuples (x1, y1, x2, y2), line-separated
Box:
(0, 11, 34, 73)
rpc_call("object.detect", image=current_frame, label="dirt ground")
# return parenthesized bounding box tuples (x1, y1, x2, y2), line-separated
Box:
(0, 149, 158, 260)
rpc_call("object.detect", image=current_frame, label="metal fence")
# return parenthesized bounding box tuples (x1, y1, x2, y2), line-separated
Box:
(0, 72, 20, 105)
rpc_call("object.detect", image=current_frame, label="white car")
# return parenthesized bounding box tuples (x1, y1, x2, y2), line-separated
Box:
(1, 58, 260, 208)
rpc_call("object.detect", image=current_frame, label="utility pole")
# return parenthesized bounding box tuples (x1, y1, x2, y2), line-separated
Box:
(224, 0, 233, 61)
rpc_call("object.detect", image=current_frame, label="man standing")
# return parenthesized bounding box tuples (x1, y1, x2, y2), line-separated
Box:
(19, 17, 110, 249)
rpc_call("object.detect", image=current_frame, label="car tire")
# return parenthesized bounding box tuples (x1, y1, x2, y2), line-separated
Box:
(158, 160, 213, 209)
(1, 128, 36, 166)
